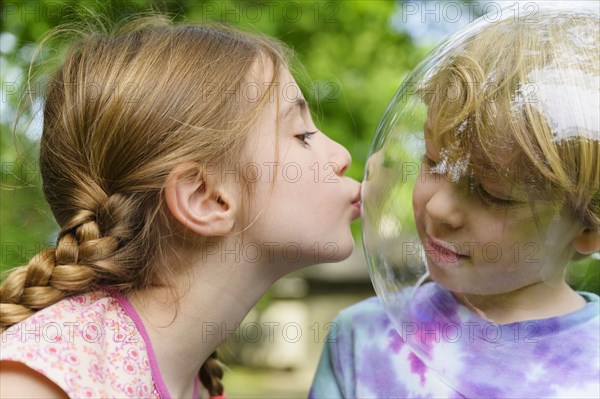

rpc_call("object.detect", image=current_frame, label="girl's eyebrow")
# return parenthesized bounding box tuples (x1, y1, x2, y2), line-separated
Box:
(282, 97, 307, 119)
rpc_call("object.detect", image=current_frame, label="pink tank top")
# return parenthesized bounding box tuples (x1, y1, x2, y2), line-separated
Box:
(1, 289, 207, 398)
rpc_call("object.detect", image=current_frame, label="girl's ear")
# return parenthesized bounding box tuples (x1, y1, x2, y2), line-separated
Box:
(165, 163, 239, 237)
(571, 227, 600, 255)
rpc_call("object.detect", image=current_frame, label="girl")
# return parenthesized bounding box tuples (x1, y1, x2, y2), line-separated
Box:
(0, 15, 361, 399)
(310, 5, 599, 399)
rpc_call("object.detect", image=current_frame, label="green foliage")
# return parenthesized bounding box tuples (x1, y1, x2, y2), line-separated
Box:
(1, 130, 58, 272)
(568, 257, 600, 294)
(1, 0, 598, 294)
(2, 0, 422, 271)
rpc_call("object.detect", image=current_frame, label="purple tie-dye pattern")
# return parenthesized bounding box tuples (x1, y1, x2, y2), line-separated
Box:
(358, 345, 410, 398)
(388, 329, 404, 353)
(407, 352, 426, 385)
(309, 283, 600, 398)
(533, 342, 550, 356)
(331, 343, 346, 387)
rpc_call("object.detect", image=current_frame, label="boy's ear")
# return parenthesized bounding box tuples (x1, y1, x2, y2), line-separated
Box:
(571, 227, 600, 255)
(165, 163, 238, 237)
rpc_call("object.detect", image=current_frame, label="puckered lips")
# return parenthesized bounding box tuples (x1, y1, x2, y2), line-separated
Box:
(351, 186, 362, 219)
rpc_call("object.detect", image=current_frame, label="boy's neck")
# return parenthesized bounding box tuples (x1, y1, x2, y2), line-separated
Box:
(124, 237, 284, 398)
(455, 280, 587, 325)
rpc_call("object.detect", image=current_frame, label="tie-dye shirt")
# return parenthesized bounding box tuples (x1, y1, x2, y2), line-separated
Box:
(309, 283, 600, 398)
(0, 289, 206, 399)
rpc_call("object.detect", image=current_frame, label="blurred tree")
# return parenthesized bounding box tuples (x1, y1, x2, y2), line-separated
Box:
(1, 0, 424, 269)
(1, 0, 597, 294)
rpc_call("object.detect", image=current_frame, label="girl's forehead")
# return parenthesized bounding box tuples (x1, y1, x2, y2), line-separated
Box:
(240, 67, 305, 156)
(249, 52, 276, 81)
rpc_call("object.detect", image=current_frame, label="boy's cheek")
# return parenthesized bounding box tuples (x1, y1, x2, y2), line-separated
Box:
(412, 181, 431, 212)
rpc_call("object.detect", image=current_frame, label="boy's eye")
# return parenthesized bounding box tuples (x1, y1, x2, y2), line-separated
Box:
(475, 184, 518, 207)
(295, 130, 317, 145)
(422, 155, 439, 171)
(423, 153, 520, 208)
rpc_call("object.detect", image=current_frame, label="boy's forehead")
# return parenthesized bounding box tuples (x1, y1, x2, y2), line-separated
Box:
(424, 124, 533, 194)
(425, 108, 517, 162)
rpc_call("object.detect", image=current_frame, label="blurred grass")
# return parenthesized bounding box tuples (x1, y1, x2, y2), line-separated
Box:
(223, 366, 310, 398)
(568, 256, 600, 294)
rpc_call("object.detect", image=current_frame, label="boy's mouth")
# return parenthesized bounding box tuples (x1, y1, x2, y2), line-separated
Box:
(425, 237, 470, 266)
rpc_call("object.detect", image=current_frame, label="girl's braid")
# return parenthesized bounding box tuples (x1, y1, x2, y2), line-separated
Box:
(1, 186, 139, 331)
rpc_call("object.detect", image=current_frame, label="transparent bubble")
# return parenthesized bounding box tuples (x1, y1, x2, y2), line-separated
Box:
(362, 4, 599, 395)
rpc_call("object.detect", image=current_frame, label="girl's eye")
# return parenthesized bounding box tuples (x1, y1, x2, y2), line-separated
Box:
(475, 184, 518, 207)
(295, 130, 317, 146)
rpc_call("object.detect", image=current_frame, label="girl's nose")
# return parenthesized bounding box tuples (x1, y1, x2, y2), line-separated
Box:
(327, 136, 352, 176)
(425, 180, 465, 229)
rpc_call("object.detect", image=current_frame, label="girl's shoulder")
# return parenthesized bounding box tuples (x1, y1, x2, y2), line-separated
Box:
(0, 290, 159, 398)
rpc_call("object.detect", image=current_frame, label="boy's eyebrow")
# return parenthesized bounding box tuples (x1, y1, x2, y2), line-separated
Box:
(281, 97, 307, 119)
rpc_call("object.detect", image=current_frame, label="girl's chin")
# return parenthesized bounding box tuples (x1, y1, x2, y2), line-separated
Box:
(324, 236, 355, 263)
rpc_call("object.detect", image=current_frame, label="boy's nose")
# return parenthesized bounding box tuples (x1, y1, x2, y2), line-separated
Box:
(425, 180, 465, 229)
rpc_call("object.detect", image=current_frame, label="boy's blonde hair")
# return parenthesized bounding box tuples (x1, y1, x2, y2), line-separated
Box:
(0, 14, 290, 395)
(422, 9, 599, 228)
